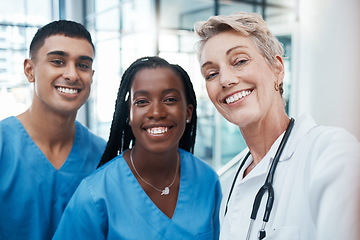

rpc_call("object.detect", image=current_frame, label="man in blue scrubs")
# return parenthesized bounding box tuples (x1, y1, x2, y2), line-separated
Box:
(0, 20, 106, 239)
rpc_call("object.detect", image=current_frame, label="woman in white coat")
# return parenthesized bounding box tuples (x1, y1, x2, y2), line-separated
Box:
(194, 11, 360, 240)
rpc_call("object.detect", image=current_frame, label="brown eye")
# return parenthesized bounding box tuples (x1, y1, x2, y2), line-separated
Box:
(134, 99, 148, 106)
(164, 97, 178, 104)
(51, 60, 64, 65)
(78, 63, 90, 69)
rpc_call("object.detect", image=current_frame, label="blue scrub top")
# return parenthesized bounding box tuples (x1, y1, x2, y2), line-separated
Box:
(53, 149, 222, 240)
(0, 116, 106, 240)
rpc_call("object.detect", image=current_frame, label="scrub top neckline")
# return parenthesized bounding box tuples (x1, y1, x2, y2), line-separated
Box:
(10, 116, 84, 195)
(120, 149, 185, 221)
(12, 116, 78, 171)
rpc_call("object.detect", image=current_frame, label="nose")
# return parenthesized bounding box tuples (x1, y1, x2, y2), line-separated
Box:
(63, 63, 80, 83)
(219, 67, 239, 88)
(147, 101, 167, 120)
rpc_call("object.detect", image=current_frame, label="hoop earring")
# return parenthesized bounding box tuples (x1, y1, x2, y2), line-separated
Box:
(274, 82, 279, 91)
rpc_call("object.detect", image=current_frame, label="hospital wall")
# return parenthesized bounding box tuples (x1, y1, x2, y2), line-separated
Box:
(292, 0, 360, 140)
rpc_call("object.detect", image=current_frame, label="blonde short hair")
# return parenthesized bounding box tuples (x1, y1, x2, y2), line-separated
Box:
(194, 11, 284, 69)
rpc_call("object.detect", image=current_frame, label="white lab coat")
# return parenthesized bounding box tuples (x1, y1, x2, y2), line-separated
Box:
(220, 113, 360, 240)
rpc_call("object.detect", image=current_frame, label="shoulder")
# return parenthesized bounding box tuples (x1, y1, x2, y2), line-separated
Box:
(180, 149, 213, 169)
(310, 126, 358, 146)
(303, 123, 359, 155)
(75, 121, 107, 150)
(0, 116, 18, 129)
(293, 113, 359, 151)
(292, 114, 360, 168)
(84, 154, 123, 184)
(76, 154, 127, 206)
(0, 116, 23, 143)
(179, 149, 219, 181)
(179, 149, 222, 201)
(307, 126, 360, 170)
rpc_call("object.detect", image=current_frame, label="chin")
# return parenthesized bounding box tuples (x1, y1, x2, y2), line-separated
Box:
(229, 113, 259, 129)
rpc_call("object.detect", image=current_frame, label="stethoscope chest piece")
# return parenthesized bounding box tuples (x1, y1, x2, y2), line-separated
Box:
(258, 230, 266, 239)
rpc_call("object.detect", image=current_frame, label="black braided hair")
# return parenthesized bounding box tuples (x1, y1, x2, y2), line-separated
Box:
(97, 56, 197, 167)
(171, 64, 197, 153)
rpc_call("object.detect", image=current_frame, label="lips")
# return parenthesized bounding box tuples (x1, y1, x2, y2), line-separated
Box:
(56, 86, 81, 94)
(146, 126, 169, 135)
(224, 89, 252, 104)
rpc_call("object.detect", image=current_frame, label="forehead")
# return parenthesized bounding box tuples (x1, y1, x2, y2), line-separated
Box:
(36, 35, 94, 59)
(200, 31, 258, 64)
(131, 67, 184, 92)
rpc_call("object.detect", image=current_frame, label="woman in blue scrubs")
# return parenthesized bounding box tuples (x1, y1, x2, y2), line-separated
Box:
(53, 56, 222, 239)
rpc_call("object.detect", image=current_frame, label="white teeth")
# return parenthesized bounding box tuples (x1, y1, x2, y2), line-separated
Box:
(147, 127, 168, 135)
(225, 90, 251, 104)
(57, 87, 79, 94)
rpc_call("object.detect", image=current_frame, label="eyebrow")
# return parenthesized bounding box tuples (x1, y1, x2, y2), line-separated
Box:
(162, 88, 181, 94)
(133, 88, 181, 97)
(226, 45, 248, 55)
(201, 45, 248, 69)
(47, 50, 93, 62)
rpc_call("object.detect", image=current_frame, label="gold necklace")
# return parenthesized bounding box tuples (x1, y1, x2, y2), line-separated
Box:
(130, 148, 179, 196)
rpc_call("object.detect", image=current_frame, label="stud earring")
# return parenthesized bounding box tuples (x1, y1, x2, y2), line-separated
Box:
(274, 81, 279, 91)
(186, 119, 190, 123)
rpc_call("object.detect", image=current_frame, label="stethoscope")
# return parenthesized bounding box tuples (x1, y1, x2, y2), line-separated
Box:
(224, 118, 295, 240)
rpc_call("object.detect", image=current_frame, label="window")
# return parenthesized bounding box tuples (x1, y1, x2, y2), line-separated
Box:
(85, 0, 297, 170)
(0, 0, 54, 120)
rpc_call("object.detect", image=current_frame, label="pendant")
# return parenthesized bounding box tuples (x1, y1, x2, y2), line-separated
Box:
(161, 187, 170, 195)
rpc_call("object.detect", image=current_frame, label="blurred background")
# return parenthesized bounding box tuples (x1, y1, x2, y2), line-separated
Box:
(0, 0, 359, 173)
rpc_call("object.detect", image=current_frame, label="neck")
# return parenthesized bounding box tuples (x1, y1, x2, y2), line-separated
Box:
(16, 105, 78, 169)
(129, 146, 179, 184)
(17, 106, 76, 147)
(240, 112, 290, 164)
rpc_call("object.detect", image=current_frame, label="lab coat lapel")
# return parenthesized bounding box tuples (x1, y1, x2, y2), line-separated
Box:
(279, 113, 317, 162)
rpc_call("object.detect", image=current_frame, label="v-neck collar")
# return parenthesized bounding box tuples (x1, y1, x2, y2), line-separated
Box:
(117, 149, 197, 239)
(120, 150, 184, 221)
(12, 116, 81, 193)
(13, 116, 77, 170)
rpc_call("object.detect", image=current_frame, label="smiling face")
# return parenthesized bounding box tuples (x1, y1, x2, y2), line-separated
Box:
(129, 67, 193, 153)
(24, 35, 94, 117)
(200, 30, 284, 128)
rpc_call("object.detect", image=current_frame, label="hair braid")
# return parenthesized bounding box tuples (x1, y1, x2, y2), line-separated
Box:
(171, 64, 197, 154)
(97, 66, 134, 167)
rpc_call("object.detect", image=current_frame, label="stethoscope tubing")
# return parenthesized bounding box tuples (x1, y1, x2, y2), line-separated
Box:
(251, 118, 295, 223)
(224, 118, 295, 239)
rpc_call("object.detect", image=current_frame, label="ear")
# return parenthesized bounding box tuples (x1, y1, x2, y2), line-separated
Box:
(186, 104, 194, 123)
(91, 70, 95, 83)
(24, 59, 35, 83)
(273, 55, 285, 83)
